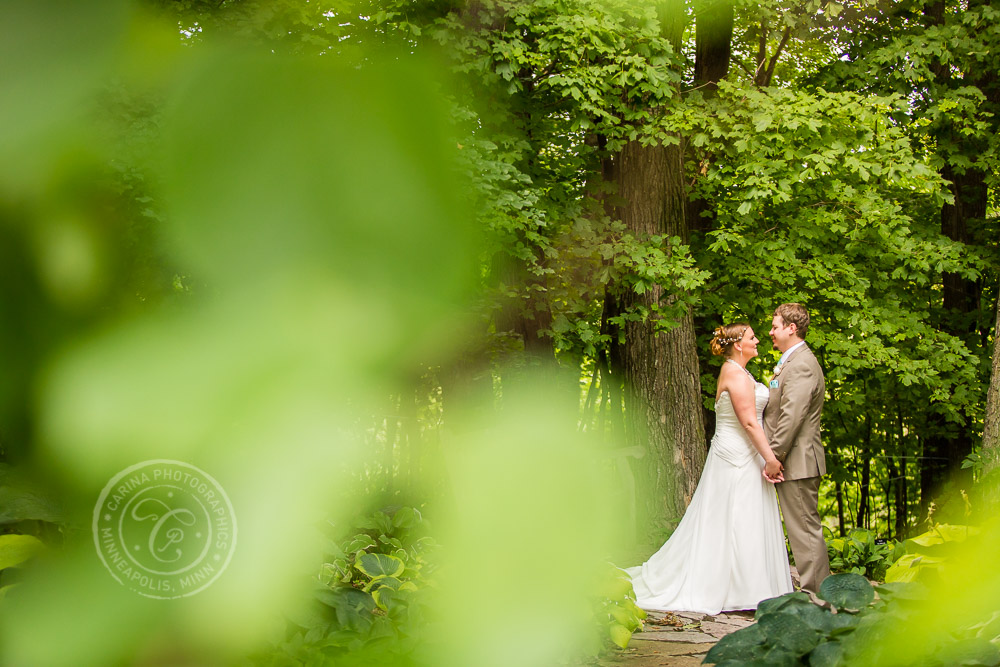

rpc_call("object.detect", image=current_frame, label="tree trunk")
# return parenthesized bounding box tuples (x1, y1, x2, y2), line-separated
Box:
(895, 458, 907, 539)
(892, 405, 909, 539)
(601, 286, 627, 445)
(858, 413, 871, 529)
(493, 252, 555, 365)
(693, 0, 734, 93)
(595, 1, 706, 536)
(616, 140, 706, 532)
(835, 480, 846, 537)
(983, 297, 1000, 477)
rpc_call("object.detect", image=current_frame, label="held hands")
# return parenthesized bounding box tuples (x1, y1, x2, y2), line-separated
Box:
(762, 459, 784, 484)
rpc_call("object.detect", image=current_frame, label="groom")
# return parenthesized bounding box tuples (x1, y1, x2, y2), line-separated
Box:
(763, 303, 831, 596)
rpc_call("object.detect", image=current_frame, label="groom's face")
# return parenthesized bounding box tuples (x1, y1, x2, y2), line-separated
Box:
(770, 315, 797, 353)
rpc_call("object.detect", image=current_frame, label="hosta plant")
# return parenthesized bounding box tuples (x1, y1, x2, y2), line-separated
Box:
(826, 528, 904, 581)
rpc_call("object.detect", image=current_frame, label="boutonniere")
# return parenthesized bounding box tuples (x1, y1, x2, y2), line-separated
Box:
(772, 363, 784, 378)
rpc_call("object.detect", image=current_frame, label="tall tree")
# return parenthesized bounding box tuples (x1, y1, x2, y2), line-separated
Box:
(983, 299, 1000, 480)
(615, 141, 706, 527)
(613, 1, 706, 531)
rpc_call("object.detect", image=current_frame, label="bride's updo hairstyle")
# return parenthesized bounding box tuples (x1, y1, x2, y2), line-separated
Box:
(711, 323, 748, 357)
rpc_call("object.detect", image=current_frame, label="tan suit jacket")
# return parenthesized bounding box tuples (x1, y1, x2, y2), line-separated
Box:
(762, 344, 826, 481)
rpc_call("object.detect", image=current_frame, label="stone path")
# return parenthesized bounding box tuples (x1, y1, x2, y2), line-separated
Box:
(587, 609, 756, 667)
(585, 567, 801, 666)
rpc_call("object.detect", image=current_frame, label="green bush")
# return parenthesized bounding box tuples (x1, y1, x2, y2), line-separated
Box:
(255, 507, 647, 664)
(826, 529, 904, 581)
(253, 506, 437, 665)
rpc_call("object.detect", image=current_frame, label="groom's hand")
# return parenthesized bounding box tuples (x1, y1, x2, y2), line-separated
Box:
(763, 460, 784, 483)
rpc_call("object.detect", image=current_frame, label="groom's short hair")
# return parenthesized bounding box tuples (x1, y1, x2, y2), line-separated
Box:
(774, 303, 810, 338)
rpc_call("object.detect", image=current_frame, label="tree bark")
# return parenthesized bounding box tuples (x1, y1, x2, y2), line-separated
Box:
(615, 139, 706, 531)
(894, 405, 909, 539)
(858, 413, 871, 529)
(983, 298, 1000, 477)
(493, 251, 555, 365)
(601, 286, 627, 445)
(835, 480, 846, 536)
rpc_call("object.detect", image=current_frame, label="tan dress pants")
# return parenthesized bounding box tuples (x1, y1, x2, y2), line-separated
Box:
(776, 476, 831, 595)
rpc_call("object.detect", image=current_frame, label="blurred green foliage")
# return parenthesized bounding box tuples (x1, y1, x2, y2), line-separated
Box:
(0, 0, 598, 664)
(0, 6, 624, 665)
(0, 0, 998, 664)
(256, 505, 643, 665)
(253, 506, 436, 665)
(884, 522, 979, 585)
(593, 563, 647, 651)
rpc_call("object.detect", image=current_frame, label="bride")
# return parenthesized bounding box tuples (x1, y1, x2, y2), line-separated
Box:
(624, 323, 794, 614)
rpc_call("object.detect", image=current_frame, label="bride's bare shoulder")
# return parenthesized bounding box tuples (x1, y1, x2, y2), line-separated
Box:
(717, 362, 740, 393)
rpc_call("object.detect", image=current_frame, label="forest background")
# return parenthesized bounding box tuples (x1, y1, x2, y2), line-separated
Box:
(1, 0, 1000, 665)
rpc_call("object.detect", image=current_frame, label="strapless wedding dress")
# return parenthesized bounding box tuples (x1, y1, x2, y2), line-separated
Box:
(624, 381, 793, 613)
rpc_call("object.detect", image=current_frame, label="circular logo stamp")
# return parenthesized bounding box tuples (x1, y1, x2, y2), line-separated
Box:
(93, 459, 237, 599)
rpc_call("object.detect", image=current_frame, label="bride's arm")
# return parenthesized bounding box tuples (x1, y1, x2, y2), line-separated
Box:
(726, 370, 783, 480)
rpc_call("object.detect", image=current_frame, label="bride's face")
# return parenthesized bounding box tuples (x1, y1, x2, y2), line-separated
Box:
(735, 328, 759, 360)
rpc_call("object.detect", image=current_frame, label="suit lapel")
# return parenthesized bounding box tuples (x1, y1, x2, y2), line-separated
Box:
(767, 344, 807, 411)
(783, 342, 808, 366)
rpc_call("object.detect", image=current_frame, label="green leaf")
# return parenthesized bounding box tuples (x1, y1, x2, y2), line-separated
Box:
(884, 553, 942, 583)
(608, 622, 632, 649)
(364, 575, 403, 593)
(391, 506, 422, 530)
(328, 587, 375, 632)
(933, 638, 1000, 666)
(0, 534, 44, 570)
(809, 640, 844, 667)
(704, 624, 766, 663)
(781, 599, 848, 634)
(0, 465, 63, 525)
(907, 524, 977, 549)
(759, 611, 821, 655)
(753, 113, 773, 131)
(344, 534, 377, 553)
(874, 581, 929, 602)
(819, 573, 875, 610)
(372, 586, 399, 612)
(356, 553, 405, 579)
(755, 591, 812, 619)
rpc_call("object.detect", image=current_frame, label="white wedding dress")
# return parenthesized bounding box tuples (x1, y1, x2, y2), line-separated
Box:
(624, 378, 793, 614)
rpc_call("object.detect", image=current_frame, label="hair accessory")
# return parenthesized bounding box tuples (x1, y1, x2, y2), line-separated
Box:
(712, 328, 746, 347)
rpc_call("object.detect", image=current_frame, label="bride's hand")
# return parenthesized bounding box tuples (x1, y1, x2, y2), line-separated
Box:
(763, 459, 784, 483)
(762, 469, 784, 483)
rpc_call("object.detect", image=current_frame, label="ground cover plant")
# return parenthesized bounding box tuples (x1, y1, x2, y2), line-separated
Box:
(705, 573, 1000, 666)
(254, 507, 645, 665)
